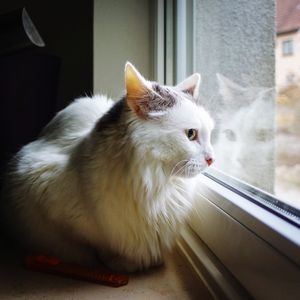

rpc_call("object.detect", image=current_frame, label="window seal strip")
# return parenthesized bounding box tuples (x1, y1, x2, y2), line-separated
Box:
(204, 168, 300, 228)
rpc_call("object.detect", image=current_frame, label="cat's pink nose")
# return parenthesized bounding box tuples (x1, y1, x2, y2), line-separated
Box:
(206, 158, 213, 166)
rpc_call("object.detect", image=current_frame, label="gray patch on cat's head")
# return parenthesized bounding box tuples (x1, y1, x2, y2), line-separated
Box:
(151, 84, 177, 108)
(95, 85, 180, 133)
(95, 83, 199, 133)
(148, 83, 196, 111)
(135, 83, 178, 114)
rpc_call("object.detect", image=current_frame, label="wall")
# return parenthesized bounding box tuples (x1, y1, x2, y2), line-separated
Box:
(94, 0, 153, 99)
(1, 0, 153, 107)
(0, 0, 93, 109)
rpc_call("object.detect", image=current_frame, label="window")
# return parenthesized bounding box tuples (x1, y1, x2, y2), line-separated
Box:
(154, 0, 300, 299)
(282, 40, 294, 56)
(156, 0, 300, 211)
(191, 0, 299, 212)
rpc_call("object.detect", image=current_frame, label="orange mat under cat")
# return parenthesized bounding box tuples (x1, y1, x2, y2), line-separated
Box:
(25, 255, 129, 287)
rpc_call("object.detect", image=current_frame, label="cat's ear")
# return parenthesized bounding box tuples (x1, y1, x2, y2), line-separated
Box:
(258, 87, 275, 101)
(176, 73, 201, 100)
(125, 62, 151, 117)
(216, 73, 246, 94)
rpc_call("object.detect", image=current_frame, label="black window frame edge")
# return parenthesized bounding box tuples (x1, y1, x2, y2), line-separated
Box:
(205, 168, 300, 227)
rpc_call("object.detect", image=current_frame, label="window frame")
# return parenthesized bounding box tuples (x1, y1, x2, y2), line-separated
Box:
(187, 172, 300, 299)
(282, 39, 294, 56)
(154, 1, 300, 298)
(197, 169, 300, 264)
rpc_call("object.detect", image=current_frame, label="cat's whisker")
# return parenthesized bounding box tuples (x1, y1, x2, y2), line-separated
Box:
(169, 160, 189, 177)
(172, 163, 187, 177)
(172, 182, 188, 196)
(171, 163, 188, 178)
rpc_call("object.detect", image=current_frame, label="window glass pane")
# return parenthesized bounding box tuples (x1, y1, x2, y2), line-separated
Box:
(282, 40, 293, 56)
(276, 0, 300, 209)
(192, 0, 300, 210)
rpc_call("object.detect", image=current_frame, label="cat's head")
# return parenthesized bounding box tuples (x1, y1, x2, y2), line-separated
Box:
(124, 62, 215, 178)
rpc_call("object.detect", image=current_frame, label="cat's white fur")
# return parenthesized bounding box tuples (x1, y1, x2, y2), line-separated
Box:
(2, 63, 214, 272)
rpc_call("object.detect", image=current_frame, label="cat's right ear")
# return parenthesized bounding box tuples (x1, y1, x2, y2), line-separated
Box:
(176, 73, 201, 100)
(125, 62, 150, 118)
(216, 73, 246, 94)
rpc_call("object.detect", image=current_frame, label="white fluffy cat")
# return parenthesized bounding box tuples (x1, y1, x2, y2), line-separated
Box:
(1, 63, 214, 272)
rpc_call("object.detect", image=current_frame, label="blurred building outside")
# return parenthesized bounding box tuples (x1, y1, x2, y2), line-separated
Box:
(275, 0, 300, 209)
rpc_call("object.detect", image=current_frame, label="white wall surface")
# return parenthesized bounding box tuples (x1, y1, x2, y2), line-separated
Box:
(94, 0, 153, 99)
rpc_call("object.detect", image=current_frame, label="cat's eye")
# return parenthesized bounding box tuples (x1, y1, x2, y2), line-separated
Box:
(186, 129, 198, 141)
(224, 129, 236, 141)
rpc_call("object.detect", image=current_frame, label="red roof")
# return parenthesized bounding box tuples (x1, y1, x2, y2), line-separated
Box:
(277, 0, 300, 34)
